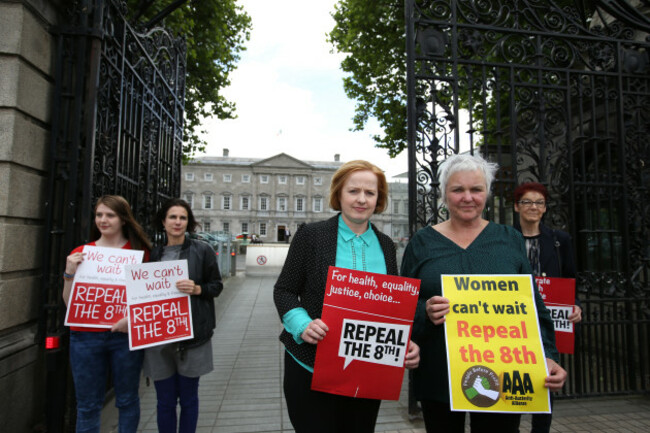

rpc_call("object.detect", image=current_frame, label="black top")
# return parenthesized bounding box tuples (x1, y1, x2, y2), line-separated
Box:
(517, 222, 576, 279)
(273, 214, 398, 367)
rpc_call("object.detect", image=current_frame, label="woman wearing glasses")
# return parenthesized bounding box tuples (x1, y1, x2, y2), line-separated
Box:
(513, 182, 582, 433)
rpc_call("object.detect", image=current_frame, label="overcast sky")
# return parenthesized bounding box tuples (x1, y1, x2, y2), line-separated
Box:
(199, 0, 409, 179)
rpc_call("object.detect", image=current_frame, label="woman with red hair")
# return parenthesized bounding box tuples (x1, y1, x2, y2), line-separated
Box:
(513, 182, 582, 433)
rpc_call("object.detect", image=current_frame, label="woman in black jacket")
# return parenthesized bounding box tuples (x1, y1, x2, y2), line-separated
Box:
(274, 160, 420, 433)
(143, 198, 223, 433)
(514, 182, 582, 433)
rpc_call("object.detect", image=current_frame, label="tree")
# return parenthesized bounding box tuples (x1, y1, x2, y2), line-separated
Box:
(127, 0, 252, 158)
(328, 0, 407, 158)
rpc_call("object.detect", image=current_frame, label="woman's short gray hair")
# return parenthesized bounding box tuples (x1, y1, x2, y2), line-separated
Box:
(438, 153, 499, 203)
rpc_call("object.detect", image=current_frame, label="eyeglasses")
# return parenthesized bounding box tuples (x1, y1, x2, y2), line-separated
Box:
(518, 200, 546, 207)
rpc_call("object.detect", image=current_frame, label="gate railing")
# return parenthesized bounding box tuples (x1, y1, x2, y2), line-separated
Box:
(40, 1, 186, 430)
(406, 0, 650, 397)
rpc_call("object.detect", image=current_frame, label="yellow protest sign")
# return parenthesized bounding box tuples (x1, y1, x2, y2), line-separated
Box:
(442, 274, 550, 413)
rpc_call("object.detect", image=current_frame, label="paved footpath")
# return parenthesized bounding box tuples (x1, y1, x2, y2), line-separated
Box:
(102, 272, 650, 433)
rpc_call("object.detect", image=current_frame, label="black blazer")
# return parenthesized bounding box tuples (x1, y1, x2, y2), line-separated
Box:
(515, 222, 580, 309)
(273, 214, 398, 367)
(536, 223, 576, 279)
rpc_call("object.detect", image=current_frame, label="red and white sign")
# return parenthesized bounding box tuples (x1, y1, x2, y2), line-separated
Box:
(125, 260, 193, 350)
(65, 246, 144, 328)
(535, 277, 576, 354)
(311, 266, 420, 400)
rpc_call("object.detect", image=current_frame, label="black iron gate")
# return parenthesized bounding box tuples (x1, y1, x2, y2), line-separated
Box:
(406, 0, 650, 396)
(39, 0, 186, 430)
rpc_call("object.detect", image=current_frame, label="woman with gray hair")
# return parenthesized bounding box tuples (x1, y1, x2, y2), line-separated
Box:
(401, 154, 567, 432)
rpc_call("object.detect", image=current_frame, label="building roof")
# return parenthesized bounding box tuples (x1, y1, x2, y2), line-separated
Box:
(189, 152, 343, 170)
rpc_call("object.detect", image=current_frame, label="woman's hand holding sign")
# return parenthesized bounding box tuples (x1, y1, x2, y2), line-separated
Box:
(111, 317, 129, 333)
(404, 341, 420, 369)
(301, 319, 329, 344)
(544, 358, 567, 391)
(176, 279, 201, 296)
(66, 251, 85, 275)
(426, 296, 450, 325)
(63, 252, 86, 305)
(568, 305, 582, 323)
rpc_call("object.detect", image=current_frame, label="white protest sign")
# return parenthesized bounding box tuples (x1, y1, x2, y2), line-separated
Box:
(338, 318, 410, 369)
(125, 260, 193, 350)
(65, 246, 144, 328)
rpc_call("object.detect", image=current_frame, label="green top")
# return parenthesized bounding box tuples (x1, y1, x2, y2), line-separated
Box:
(400, 222, 559, 403)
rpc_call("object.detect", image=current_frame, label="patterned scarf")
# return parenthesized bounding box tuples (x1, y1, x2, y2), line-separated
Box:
(525, 237, 542, 276)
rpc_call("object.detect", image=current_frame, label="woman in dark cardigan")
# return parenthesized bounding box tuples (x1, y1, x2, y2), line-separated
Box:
(274, 160, 420, 433)
(514, 182, 582, 433)
(143, 198, 223, 433)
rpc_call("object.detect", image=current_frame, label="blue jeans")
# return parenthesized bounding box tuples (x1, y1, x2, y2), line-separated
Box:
(154, 373, 200, 433)
(70, 331, 144, 433)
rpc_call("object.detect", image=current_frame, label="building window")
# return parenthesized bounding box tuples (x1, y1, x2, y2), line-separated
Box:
(260, 175, 269, 184)
(242, 174, 250, 183)
(223, 222, 229, 233)
(185, 173, 194, 181)
(278, 175, 287, 184)
(313, 197, 322, 212)
(204, 173, 213, 181)
(184, 194, 194, 208)
(242, 222, 248, 233)
(314, 177, 322, 185)
(223, 174, 232, 183)
(203, 195, 212, 209)
(393, 201, 399, 214)
(203, 221, 211, 232)
(277, 197, 287, 211)
(259, 223, 267, 236)
(222, 195, 231, 210)
(241, 196, 250, 210)
(296, 176, 305, 185)
(259, 196, 269, 211)
(295, 197, 305, 212)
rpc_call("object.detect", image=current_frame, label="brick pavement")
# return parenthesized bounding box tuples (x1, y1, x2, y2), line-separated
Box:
(101, 271, 650, 433)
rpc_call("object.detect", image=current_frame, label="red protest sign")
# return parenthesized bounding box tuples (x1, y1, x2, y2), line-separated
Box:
(65, 246, 144, 328)
(66, 282, 127, 326)
(129, 298, 192, 348)
(535, 277, 576, 354)
(125, 260, 193, 350)
(311, 266, 420, 400)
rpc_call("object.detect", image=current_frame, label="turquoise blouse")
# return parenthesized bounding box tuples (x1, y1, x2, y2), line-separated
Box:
(281, 215, 386, 372)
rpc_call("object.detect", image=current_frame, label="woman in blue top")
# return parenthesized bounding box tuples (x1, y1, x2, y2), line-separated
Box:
(274, 160, 420, 433)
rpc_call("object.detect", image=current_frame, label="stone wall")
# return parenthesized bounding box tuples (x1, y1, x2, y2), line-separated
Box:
(0, 0, 61, 431)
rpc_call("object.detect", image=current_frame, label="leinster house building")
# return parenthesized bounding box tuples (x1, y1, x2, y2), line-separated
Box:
(181, 150, 409, 243)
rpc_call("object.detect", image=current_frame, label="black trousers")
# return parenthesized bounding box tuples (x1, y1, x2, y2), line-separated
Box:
(421, 400, 521, 433)
(530, 394, 553, 433)
(283, 351, 381, 433)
